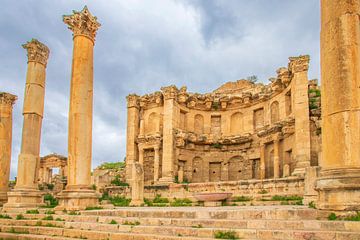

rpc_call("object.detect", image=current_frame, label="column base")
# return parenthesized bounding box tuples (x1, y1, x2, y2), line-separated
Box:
(158, 176, 173, 184)
(2, 189, 44, 210)
(55, 189, 100, 211)
(130, 199, 144, 207)
(316, 168, 360, 211)
(0, 192, 7, 206)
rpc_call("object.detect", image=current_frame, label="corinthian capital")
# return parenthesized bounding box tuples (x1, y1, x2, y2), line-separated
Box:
(288, 55, 310, 73)
(161, 85, 179, 100)
(22, 39, 50, 66)
(126, 94, 140, 108)
(63, 6, 101, 43)
(0, 92, 17, 107)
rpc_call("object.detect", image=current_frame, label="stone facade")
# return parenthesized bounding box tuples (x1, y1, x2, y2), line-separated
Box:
(126, 56, 321, 186)
(38, 154, 67, 193)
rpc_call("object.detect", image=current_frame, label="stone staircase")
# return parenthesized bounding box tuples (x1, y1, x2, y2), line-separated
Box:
(0, 206, 359, 240)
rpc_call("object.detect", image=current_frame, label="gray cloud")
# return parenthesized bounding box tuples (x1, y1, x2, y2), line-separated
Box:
(0, 0, 320, 179)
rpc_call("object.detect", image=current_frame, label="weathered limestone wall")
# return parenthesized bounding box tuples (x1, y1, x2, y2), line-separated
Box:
(126, 56, 318, 187)
(0, 93, 17, 205)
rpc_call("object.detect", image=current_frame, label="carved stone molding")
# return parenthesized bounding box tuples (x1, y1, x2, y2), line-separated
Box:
(22, 39, 50, 66)
(289, 55, 310, 73)
(0, 92, 17, 106)
(63, 6, 101, 43)
(161, 85, 178, 100)
(126, 94, 140, 108)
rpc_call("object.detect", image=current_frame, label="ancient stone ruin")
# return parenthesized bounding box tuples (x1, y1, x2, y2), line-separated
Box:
(0, 1, 359, 239)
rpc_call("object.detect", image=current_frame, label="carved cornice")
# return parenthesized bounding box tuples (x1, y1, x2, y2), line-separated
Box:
(0, 92, 17, 106)
(126, 94, 139, 108)
(137, 134, 162, 149)
(22, 39, 50, 66)
(63, 6, 101, 43)
(161, 85, 178, 100)
(289, 55, 310, 73)
(139, 91, 163, 108)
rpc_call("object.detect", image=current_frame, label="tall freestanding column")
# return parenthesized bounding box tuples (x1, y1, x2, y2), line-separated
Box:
(0, 93, 17, 205)
(56, 6, 101, 210)
(4, 39, 49, 209)
(316, 0, 360, 210)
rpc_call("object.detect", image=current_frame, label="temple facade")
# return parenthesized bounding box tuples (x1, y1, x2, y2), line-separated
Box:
(126, 55, 322, 186)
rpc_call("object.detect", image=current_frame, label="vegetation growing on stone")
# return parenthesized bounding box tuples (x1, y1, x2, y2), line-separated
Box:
(214, 230, 239, 239)
(26, 209, 39, 214)
(98, 162, 125, 170)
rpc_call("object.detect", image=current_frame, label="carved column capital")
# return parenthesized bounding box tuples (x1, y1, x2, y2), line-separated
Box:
(0, 92, 17, 107)
(126, 94, 140, 108)
(22, 39, 50, 67)
(288, 55, 310, 73)
(63, 6, 101, 43)
(161, 85, 179, 100)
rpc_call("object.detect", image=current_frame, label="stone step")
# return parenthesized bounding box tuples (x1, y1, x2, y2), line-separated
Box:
(0, 232, 77, 240)
(79, 206, 327, 220)
(1, 217, 359, 233)
(0, 221, 359, 240)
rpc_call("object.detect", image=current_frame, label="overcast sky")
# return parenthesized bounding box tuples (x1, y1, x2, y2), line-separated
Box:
(0, 0, 320, 179)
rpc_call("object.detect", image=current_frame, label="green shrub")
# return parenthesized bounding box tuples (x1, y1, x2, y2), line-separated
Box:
(42, 215, 54, 221)
(233, 196, 252, 202)
(123, 220, 140, 226)
(98, 162, 125, 170)
(308, 201, 316, 209)
(111, 175, 129, 186)
(109, 196, 131, 207)
(170, 198, 192, 207)
(328, 213, 337, 221)
(344, 212, 360, 221)
(43, 194, 58, 208)
(91, 184, 97, 190)
(45, 210, 55, 214)
(211, 143, 222, 149)
(8, 227, 29, 234)
(55, 218, 65, 221)
(271, 195, 303, 201)
(99, 191, 110, 201)
(68, 211, 80, 215)
(85, 206, 103, 210)
(214, 230, 239, 239)
(46, 183, 54, 190)
(26, 209, 39, 214)
(109, 219, 118, 224)
(0, 214, 12, 219)
(16, 214, 25, 220)
(153, 194, 169, 204)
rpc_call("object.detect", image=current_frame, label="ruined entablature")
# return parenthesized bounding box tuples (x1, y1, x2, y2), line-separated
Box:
(174, 128, 252, 147)
(161, 85, 179, 100)
(288, 55, 310, 74)
(126, 94, 140, 108)
(40, 153, 67, 168)
(137, 133, 162, 148)
(257, 117, 295, 139)
(63, 6, 101, 43)
(22, 39, 50, 67)
(139, 91, 163, 108)
(0, 92, 17, 106)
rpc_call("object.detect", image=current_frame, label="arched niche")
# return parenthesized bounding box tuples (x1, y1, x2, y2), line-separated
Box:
(230, 112, 243, 134)
(270, 101, 280, 124)
(146, 112, 160, 134)
(194, 114, 204, 134)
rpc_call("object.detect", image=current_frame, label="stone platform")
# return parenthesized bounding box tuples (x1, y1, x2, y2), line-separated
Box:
(0, 206, 359, 239)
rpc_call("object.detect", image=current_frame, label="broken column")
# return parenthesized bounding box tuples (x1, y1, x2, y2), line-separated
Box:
(56, 6, 101, 210)
(4, 39, 49, 209)
(317, 0, 360, 210)
(0, 92, 17, 205)
(130, 162, 144, 206)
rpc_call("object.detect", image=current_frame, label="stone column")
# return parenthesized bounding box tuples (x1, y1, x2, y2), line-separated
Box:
(0, 93, 17, 205)
(125, 95, 140, 183)
(138, 147, 144, 165)
(153, 146, 160, 182)
(4, 39, 49, 209)
(316, 0, 360, 210)
(178, 165, 184, 183)
(273, 136, 280, 179)
(159, 86, 178, 183)
(290, 55, 311, 176)
(260, 142, 266, 180)
(56, 6, 101, 210)
(130, 162, 144, 206)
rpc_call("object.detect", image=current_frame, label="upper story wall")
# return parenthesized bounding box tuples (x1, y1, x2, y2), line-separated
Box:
(131, 55, 310, 139)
